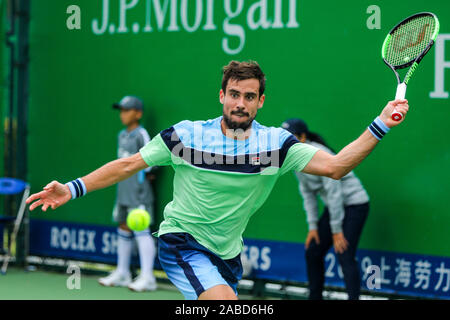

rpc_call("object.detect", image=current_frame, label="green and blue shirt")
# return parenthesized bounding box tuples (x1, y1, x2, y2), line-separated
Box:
(139, 116, 319, 259)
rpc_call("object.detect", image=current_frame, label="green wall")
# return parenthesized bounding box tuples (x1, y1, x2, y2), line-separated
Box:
(27, 1, 450, 257)
(0, 0, 5, 179)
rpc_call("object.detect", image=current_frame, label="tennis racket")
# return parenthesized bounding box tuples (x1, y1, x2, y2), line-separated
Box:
(382, 12, 440, 121)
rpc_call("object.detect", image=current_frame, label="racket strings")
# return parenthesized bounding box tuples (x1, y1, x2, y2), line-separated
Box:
(385, 15, 436, 67)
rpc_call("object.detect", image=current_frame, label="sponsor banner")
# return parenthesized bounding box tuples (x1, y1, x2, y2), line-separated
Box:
(89, 0, 301, 55)
(29, 219, 161, 269)
(29, 220, 450, 298)
(242, 238, 450, 299)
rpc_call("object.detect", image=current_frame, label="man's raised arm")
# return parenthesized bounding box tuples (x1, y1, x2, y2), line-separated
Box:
(302, 99, 409, 180)
(26, 152, 148, 212)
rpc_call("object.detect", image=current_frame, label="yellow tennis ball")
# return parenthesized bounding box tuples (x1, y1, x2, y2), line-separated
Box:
(127, 208, 151, 231)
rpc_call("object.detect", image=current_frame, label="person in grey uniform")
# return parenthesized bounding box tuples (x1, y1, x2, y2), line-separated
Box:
(282, 118, 370, 300)
(98, 95, 157, 292)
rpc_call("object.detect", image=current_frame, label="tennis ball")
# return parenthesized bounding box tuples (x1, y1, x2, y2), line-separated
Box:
(127, 208, 151, 231)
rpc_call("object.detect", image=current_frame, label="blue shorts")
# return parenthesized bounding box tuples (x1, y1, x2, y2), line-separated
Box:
(158, 232, 243, 300)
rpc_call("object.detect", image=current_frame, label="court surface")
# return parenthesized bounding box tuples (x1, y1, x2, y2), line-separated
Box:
(0, 266, 389, 300)
(0, 267, 272, 300)
(0, 267, 184, 300)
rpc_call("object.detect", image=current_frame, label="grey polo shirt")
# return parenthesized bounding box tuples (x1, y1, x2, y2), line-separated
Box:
(116, 125, 154, 207)
(295, 141, 369, 234)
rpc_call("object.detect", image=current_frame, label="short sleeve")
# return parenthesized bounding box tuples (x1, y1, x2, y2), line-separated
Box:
(137, 127, 151, 149)
(139, 133, 173, 167)
(279, 142, 319, 175)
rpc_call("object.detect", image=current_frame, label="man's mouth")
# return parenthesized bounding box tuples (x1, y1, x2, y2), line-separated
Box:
(231, 112, 249, 118)
(223, 111, 255, 131)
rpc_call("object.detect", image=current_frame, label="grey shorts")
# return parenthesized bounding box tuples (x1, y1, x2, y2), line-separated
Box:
(113, 204, 154, 226)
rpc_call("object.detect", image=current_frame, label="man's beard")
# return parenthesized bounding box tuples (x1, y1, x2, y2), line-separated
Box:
(223, 111, 255, 131)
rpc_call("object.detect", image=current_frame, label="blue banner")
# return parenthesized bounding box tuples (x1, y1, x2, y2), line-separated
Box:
(29, 219, 161, 269)
(242, 238, 450, 299)
(29, 220, 450, 299)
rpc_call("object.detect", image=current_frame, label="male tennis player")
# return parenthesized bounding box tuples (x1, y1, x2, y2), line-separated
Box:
(26, 60, 409, 300)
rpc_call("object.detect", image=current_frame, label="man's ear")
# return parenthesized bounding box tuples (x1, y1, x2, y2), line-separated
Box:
(219, 89, 225, 104)
(300, 133, 307, 142)
(257, 94, 265, 109)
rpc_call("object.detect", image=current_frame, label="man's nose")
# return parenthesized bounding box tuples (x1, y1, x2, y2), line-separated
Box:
(235, 100, 247, 110)
(236, 95, 247, 107)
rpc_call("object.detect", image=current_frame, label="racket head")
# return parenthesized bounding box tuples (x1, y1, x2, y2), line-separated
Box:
(382, 12, 440, 70)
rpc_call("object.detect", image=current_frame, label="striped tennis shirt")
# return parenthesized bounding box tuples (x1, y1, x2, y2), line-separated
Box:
(139, 116, 319, 259)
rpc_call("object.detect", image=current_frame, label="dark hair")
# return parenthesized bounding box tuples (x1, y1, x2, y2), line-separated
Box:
(222, 60, 266, 97)
(306, 131, 336, 154)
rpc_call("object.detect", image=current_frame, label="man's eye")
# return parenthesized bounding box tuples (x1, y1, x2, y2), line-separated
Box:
(231, 93, 238, 98)
(246, 96, 254, 100)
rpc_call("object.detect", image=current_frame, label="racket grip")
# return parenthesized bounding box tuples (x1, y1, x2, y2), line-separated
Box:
(392, 83, 407, 121)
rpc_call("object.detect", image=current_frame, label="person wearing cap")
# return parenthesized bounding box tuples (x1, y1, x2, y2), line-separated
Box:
(281, 118, 370, 300)
(98, 95, 158, 292)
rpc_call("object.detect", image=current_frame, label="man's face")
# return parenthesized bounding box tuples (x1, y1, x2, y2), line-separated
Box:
(220, 78, 265, 131)
(119, 108, 142, 126)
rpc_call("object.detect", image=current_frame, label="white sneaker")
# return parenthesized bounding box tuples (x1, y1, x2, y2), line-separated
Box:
(128, 274, 157, 292)
(98, 270, 132, 287)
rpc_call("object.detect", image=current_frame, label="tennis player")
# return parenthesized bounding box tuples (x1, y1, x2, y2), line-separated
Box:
(26, 60, 409, 300)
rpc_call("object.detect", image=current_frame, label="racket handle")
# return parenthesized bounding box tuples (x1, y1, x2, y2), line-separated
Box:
(392, 83, 407, 121)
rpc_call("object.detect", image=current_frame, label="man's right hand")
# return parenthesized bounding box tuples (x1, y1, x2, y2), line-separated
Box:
(305, 230, 320, 249)
(26, 181, 72, 212)
(379, 99, 409, 128)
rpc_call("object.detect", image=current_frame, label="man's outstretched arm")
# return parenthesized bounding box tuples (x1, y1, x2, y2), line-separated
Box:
(302, 99, 409, 180)
(26, 152, 148, 211)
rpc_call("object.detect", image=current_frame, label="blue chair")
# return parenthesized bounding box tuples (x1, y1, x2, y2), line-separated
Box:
(0, 177, 30, 274)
